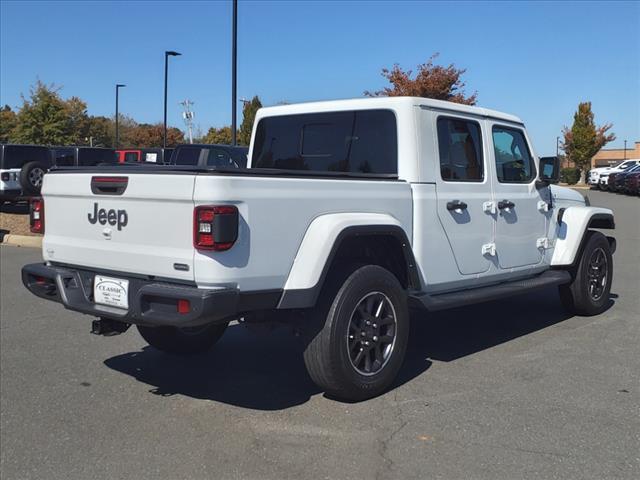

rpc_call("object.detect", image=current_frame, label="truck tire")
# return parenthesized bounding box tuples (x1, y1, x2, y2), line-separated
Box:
(137, 322, 228, 355)
(303, 265, 409, 401)
(19, 161, 47, 195)
(559, 231, 613, 316)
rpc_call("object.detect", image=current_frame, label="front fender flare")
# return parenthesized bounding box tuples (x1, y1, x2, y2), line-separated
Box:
(551, 206, 615, 266)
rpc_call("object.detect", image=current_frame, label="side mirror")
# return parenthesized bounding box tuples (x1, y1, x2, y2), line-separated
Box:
(537, 156, 560, 188)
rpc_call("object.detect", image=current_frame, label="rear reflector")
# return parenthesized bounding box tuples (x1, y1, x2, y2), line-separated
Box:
(30, 198, 44, 234)
(193, 205, 239, 251)
(177, 299, 191, 314)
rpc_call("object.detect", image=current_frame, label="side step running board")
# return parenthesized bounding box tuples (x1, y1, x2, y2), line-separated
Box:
(410, 270, 572, 312)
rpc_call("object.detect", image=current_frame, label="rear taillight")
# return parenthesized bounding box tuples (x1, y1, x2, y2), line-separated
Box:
(30, 198, 44, 234)
(193, 205, 238, 251)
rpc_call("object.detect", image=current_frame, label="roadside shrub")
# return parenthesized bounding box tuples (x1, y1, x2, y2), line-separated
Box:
(560, 167, 581, 185)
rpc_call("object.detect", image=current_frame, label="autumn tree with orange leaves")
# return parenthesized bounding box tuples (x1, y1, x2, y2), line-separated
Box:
(561, 102, 615, 183)
(365, 53, 477, 105)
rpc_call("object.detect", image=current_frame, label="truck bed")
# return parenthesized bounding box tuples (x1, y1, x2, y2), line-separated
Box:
(41, 166, 411, 291)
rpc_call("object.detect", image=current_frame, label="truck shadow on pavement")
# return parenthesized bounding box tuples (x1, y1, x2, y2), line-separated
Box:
(104, 287, 614, 410)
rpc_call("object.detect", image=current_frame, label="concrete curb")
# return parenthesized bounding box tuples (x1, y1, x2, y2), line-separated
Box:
(0, 234, 42, 248)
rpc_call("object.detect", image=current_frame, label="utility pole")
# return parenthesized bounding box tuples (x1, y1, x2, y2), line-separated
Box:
(180, 99, 195, 144)
(623, 139, 627, 160)
(231, 0, 238, 145)
(115, 84, 126, 148)
(164, 50, 182, 147)
(556, 136, 560, 157)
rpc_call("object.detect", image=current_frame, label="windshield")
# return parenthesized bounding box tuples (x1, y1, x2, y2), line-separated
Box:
(617, 160, 637, 170)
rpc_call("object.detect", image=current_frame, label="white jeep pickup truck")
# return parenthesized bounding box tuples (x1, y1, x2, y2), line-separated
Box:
(22, 97, 616, 401)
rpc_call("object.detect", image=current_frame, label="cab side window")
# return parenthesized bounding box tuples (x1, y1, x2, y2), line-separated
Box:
(492, 126, 536, 183)
(437, 117, 484, 182)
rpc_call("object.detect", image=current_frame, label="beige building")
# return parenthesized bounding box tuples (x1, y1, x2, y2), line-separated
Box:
(591, 141, 640, 168)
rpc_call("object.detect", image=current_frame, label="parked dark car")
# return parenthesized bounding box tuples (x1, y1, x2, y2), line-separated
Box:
(0, 144, 54, 202)
(51, 147, 117, 167)
(607, 171, 623, 192)
(116, 148, 174, 164)
(611, 164, 640, 192)
(624, 171, 640, 195)
(169, 144, 248, 168)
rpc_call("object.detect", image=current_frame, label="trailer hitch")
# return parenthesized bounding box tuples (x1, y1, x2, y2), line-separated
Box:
(91, 318, 131, 336)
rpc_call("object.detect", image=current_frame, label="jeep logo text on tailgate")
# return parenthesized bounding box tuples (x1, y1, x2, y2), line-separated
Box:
(88, 203, 128, 230)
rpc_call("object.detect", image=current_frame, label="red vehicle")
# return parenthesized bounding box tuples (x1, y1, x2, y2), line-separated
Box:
(116, 148, 174, 164)
(116, 149, 142, 163)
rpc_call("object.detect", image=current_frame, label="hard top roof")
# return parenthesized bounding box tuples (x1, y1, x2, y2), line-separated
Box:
(258, 96, 523, 124)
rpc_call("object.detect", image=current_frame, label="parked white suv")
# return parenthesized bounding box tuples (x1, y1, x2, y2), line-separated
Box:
(22, 97, 616, 401)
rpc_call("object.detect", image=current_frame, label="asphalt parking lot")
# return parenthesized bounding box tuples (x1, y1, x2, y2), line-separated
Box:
(1, 190, 638, 480)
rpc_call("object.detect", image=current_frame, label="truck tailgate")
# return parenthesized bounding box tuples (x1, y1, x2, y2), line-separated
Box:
(41, 172, 196, 281)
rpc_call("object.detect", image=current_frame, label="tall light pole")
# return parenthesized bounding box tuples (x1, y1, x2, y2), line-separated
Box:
(231, 0, 238, 145)
(164, 50, 182, 147)
(115, 84, 126, 148)
(556, 136, 560, 157)
(623, 139, 627, 160)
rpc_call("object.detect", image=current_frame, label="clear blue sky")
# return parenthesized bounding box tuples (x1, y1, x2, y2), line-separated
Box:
(1, 0, 638, 155)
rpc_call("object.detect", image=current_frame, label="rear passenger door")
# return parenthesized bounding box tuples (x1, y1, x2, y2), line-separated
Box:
(489, 123, 546, 269)
(434, 115, 494, 275)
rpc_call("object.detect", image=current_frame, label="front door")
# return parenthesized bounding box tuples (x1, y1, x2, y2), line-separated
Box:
(489, 123, 547, 269)
(434, 114, 494, 275)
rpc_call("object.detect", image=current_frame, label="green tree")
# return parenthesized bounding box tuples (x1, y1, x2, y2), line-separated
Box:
(0, 105, 17, 143)
(562, 102, 615, 183)
(86, 116, 115, 147)
(203, 126, 233, 145)
(365, 53, 477, 105)
(64, 96, 90, 145)
(12, 81, 71, 145)
(238, 96, 262, 145)
(112, 114, 138, 147)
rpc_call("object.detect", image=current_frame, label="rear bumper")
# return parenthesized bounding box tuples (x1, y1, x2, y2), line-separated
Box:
(0, 189, 23, 201)
(22, 263, 239, 327)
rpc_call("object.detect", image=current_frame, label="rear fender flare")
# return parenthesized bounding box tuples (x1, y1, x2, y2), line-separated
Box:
(278, 213, 417, 309)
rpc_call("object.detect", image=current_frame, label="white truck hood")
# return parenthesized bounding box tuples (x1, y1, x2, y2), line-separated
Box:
(550, 185, 586, 205)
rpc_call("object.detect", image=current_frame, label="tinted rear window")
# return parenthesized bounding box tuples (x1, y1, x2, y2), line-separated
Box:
(52, 148, 75, 166)
(78, 149, 117, 166)
(251, 110, 397, 174)
(124, 152, 140, 163)
(1, 146, 51, 169)
(173, 146, 246, 168)
(173, 147, 201, 166)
